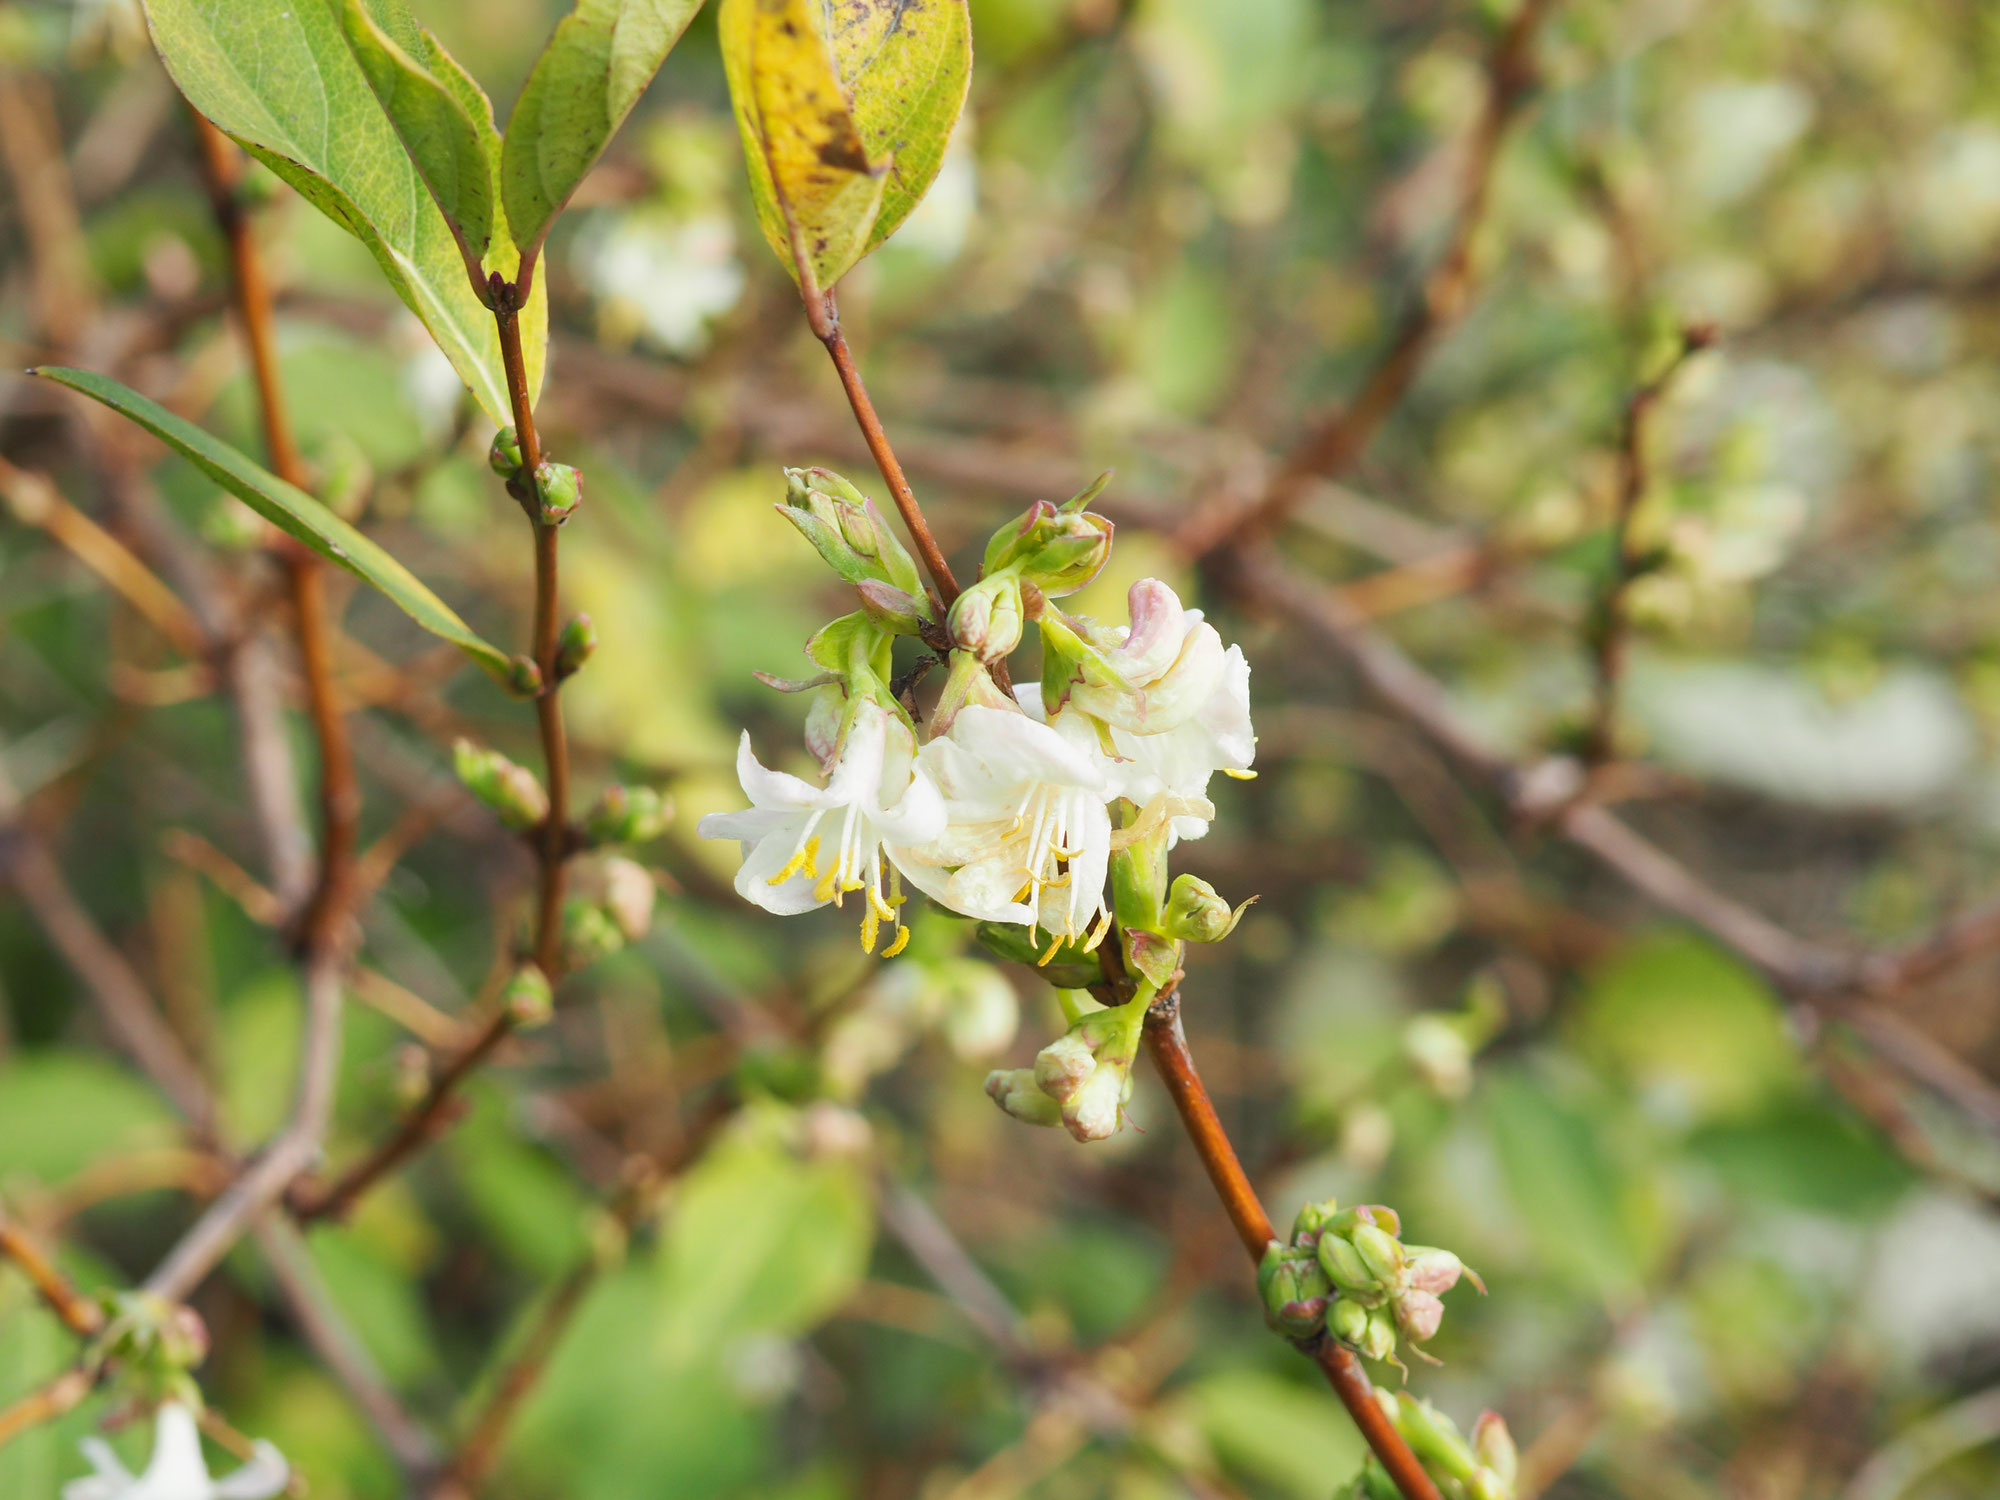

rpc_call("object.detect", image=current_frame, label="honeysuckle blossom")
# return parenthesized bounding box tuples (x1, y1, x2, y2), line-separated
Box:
(897, 704, 1116, 953)
(1057, 579, 1226, 735)
(698, 703, 945, 956)
(64, 1402, 288, 1500)
(1108, 638, 1255, 844)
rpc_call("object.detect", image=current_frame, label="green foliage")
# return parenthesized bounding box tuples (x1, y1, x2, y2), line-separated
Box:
(0, 1053, 175, 1183)
(33, 367, 515, 682)
(137, 0, 544, 421)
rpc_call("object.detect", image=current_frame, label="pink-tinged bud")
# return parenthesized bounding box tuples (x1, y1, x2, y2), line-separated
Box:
(1393, 1288, 1444, 1344)
(986, 1067, 1061, 1127)
(502, 962, 554, 1028)
(1257, 1242, 1332, 1339)
(1472, 1411, 1518, 1487)
(854, 577, 930, 635)
(1404, 1246, 1467, 1296)
(1357, 1306, 1399, 1364)
(947, 573, 1025, 661)
(1032, 1030, 1096, 1103)
(1351, 1222, 1406, 1283)
(1291, 1197, 1340, 1246)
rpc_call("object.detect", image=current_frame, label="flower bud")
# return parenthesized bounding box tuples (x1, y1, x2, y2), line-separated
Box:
(489, 426, 523, 477)
(534, 461, 582, 524)
(854, 577, 930, 635)
(1121, 928, 1182, 989)
(1160, 874, 1252, 944)
(1032, 1010, 1140, 1142)
(1356, 1305, 1400, 1364)
(454, 739, 549, 831)
(1351, 1222, 1406, 1284)
(1405, 1245, 1483, 1297)
(780, 467, 924, 595)
(1258, 1242, 1332, 1339)
(555, 613, 597, 678)
(1393, 1288, 1445, 1344)
(506, 654, 544, 698)
(563, 899, 626, 968)
(1318, 1232, 1384, 1301)
(985, 1067, 1061, 1127)
(1020, 511, 1114, 597)
(1033, 1029, 1096, 1101)
(1330, 1295, 1372, 1348)
(583, 784, 674, 846)
(1472, 1411, 1518, 1488)
(948, 573, 1025, 661)
(602, 857, 655, 942)
(503, 961, 554, 1028)
(1468, 1469, 1513, 1500)
(1291, 1197, 1341, 1247)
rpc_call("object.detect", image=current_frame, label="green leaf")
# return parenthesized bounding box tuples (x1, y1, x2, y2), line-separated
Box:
(35, 366, 513, 682)
(501, 0, 706, 265)
(720, 0, 888, 291)
(339, 0, 493, 281)
(830, 0, 972, 253)
(0, 1051, 176, 1184)
(655, 1132, 872, 1360)
(1181, 1369, 1368, 1500)
(137, 0, 543, 422)
(1484, 1069, 1643, 1298)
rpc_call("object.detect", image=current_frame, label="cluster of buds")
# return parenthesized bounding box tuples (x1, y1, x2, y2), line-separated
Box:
(946, 474, 1114, 660)
(1341, 1393, 1517, 1500)
(88, 1292, 210, 1408)
(986, 990, 1144, 1141)
(1259, 1198, 1483, 1372)
(454, 739, 548, 831)
(583, 783, 674, 846)
(489, 427, 583, 527)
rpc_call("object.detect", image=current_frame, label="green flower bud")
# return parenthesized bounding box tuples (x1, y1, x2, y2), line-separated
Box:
(980, 473, 1115, 595)
(780, 467, 924, 595)
(583, 784, 674, 846)
(489, 426, 523, 477)
(503, 961, 554, 1028)
(506, 654, 544, 698)
(1357, 1305, 1400, 1364)
(1160, 874, 1253, 944)
(453, 739, 548, 831)
(854, 577, 931, 635)
(602, 857, 656, 942)
(1121, 928, 1182, 989)
(1468, 1468, 1513, 1500)
(1393, 1287, 1445, 1344)
(1390, 1394, 1476, 1481)
(562, 899, 626, 968)
(555, 613, 597, 678)
(1351, 1222, 1407, 1284)
(1472, 1411, 1517, 1488)
(948, 572, 1025, 661)
(985, 1067, 1061, 1127)
(1318, 1232, 1384, 1301)
(535, 461, 582, 524)
(1258, 1242, 1332, 1338)
(1330, 1295, 1372, 1348)
(1291, 1197, 1340, 1246)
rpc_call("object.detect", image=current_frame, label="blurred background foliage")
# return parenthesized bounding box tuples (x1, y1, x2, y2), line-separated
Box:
(3, 0, 2000, 1496)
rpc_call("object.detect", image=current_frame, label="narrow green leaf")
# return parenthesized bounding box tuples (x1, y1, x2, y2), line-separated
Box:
(137, 0, 544, 423)
(501, 0, 706, 265)
(36, 366, 512, 682)
(340, 0, 494, 281)
(831, 0, 972, 253)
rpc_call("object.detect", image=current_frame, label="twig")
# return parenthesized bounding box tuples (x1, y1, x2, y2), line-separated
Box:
(879, 1181, 1030, 1359)
(1140, 995, 1444, 1500)
(1175, 0, 1556, 556)
(0, 1366, 94, 1449)
(1585, 329, 1712, 763)
(0, 1215, 104, 1337)
(1841, 1383, 2000, 1500)
(252, 1217, 441, 1478)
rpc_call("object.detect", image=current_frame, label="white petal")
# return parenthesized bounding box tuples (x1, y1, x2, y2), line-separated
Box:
(874, 762, 946, 848)
(133, 1403, 213, 1496)
(824, 706, 888, 806)
(211, 1443, 290, 1500)
(1107, 579, 1188, 684)
(733, 732, 834, 813)
(731, 810, 833, 915)
(63, 1437, 131, 1500)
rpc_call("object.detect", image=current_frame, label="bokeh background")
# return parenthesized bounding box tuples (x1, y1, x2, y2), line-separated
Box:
(5, 0, 2000, 1496)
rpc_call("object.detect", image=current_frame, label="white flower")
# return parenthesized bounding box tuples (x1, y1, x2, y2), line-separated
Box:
(1108, 639, 1254, 844)
(1061, 579, 1225, 735)
(898, 704, 1116, 953)
(64, 1402, 288, 1500)
(698, 704, 945, 956)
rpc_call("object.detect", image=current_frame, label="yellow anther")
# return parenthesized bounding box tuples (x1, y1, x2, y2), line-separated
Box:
(867, 884, 896, 921)
(860, 904, 880, 955)
(767, 836, 822, 886)
(881, 924, 911, 958)
(1083, 907, 1115, 953)
(1036, 932, 1065, 967)
(840, 877, 866, 892)
(1223, 768, 1258, 781)
(1042, 874, 1072, 889)
(813, 866, 841, 903)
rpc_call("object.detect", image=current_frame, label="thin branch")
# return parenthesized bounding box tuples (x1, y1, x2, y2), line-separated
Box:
(0, 1366, 94, 1449)
(1585, 328, 1712, 763)
(0, 1215, 104, 1337)
(1140, 996, 1444, 1500)
(1175, 0, 1556, 556)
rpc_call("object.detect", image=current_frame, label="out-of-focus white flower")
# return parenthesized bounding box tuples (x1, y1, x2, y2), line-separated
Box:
(64, 1402, 288, 1500)
(582, 209, 745, 357)
(698, 704, 944, 955)
(899, 705, 1115, 952)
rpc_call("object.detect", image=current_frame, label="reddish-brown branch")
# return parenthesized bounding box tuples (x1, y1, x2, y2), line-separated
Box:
(0, 1367, 94, 1450)
(808, 293, 963, 606)
(1141, 997, 1444, 1500)
(191, 112, 359, 950)
(0, 1217, 104, 1337)
(1176, 0, 1554, 557)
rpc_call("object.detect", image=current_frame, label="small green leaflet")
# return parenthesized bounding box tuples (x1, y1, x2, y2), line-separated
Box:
(501, 0, 707, 266)
(35, 367, 512, 683)
(137, 0, 544, 424)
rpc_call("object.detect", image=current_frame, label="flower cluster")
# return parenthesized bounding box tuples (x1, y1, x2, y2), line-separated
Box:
(1259, 1198, 1483, 1373)
(1342, 1393, 1518, 1500)
(700, 468, 1256, 1139)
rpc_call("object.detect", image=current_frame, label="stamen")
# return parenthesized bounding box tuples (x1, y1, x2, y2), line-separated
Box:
(1223, 768, 1258, 780)
(767, 835, 822, 886)
(1036, 932, 1065, 967)
(867, 883, 896, 920)
(860, 903, 880, 954)
(881, 925, 911, 958)
(1083, 907, 1115, 952)
(813, 866, 841, 903)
